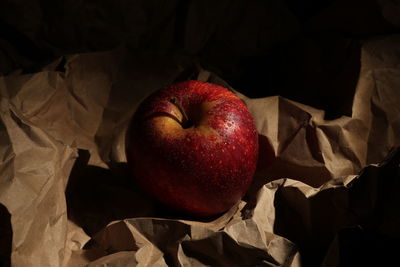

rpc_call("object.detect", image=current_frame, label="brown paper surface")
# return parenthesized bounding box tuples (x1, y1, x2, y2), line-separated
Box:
(1, 34, 400, 266)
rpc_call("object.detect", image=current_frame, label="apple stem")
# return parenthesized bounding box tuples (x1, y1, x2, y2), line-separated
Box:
(170, 97, 192, 128)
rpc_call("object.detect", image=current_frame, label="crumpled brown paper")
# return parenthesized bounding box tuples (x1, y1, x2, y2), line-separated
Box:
(0, 34, 399, 266)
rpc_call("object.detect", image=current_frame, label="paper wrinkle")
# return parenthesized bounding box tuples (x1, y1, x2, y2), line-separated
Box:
(176, 244, 205, 267)
(0, 101, 77, 267)
(66, 221, 90, 251)
(87, 251, 139, 267)
(246, 96, 280, 155)
(87, 214, 299, 266)
(1, 36, 400, 266)
(224, 218, 298, 266)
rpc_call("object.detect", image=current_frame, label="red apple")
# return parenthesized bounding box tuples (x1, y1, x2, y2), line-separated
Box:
(125, 80, 258, 217)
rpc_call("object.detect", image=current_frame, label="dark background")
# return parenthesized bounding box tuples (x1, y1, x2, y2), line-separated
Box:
(1, 0, 398, 120)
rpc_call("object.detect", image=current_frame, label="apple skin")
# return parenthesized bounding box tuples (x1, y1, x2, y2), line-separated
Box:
(125, 80, 258, 217)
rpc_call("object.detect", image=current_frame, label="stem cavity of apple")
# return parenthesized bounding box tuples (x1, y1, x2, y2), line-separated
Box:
(169, 97, 194, 129)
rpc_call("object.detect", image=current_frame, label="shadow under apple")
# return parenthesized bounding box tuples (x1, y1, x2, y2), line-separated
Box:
(66, 150, 156, 236)
(65, 150, 224, 237)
